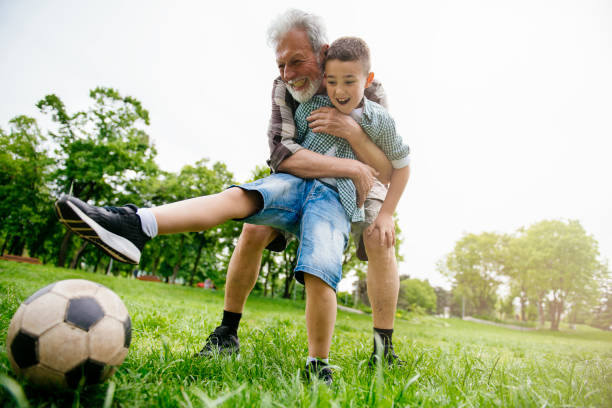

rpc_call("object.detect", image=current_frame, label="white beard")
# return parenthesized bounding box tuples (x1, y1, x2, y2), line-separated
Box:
(287, 76, 323, 103)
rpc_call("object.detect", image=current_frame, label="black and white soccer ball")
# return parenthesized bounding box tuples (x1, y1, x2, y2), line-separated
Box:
(6, 279, 131, 389)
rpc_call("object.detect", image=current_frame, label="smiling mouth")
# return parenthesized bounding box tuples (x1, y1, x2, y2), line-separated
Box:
(290, 78, 307, 89)
(336, 97, 350, 105)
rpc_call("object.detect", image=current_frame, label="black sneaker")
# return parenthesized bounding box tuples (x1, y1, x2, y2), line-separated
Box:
(54, 195, 150, 264)
(368, 345, 406, 368)
(195, 325, 240, 357)
(304, 360, 333, 386)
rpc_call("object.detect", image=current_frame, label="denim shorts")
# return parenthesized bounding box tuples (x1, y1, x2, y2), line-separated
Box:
(233, 173, 350, 291)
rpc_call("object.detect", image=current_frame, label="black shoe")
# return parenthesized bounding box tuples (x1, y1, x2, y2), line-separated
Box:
(368, 345, 406, 368)
(195, 325, 240, 357)
(54, 195, 149, 264)
(304, 360, 333, 386)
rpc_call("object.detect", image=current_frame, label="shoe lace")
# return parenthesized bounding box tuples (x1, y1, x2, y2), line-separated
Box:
(204, 326, 231, 347)
(102, 204, 137, 215)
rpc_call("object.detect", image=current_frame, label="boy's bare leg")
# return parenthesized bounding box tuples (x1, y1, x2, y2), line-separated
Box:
(364, 233, 399, 330)
(224, 224, 278, 313)
(151, 187, 261, 235)
(304, 274, 337, 359)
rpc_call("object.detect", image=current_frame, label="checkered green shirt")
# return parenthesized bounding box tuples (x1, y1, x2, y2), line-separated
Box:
(295, 95, 410, 222)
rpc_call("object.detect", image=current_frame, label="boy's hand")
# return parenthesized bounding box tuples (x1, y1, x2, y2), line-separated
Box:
(351, 161, 378, 207)
(307, 107, 359, 141)
(366, 213, 395, 248)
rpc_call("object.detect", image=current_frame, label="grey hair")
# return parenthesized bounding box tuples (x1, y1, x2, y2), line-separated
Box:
(267, 9, 328, 54)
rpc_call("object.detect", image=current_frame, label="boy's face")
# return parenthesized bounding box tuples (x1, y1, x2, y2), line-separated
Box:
(324, 59, 373, 114)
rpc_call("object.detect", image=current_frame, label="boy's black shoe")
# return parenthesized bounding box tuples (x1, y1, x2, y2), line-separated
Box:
(368, 345, 406, 368)
(195, 325, 240, 357)
(304, 360, 333, 386)
(54, 195, 149, 264)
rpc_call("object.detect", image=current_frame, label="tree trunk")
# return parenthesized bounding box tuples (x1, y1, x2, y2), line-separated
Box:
(356, 278, 370, 307)
(263, 263, 271, 297)
(28, 213, 58, 258)
(1, 233, 10, 255)
(106, 258, 114, 275)
(9, 236, 23, 255)
(93, 250, 103, 273)
(70, 242, 89, 269)
(189, 234, 206, 287)
(152, 242, 165, 275)
(550, 298, 564, 331)
(261, 251, 271, 297)
(537, 296, 546, 327)
(57, 230, 73, 267)
(520, 296, 527, 321)
(283, 273, 294, 299)
(170, 235, 186, 284)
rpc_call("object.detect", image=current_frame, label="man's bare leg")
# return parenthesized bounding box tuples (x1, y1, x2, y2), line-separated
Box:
(364, 233, 401, 363)
(364, 233, 399, 329)
(224, 224, 278, 313)
(196, 223, 278, 357)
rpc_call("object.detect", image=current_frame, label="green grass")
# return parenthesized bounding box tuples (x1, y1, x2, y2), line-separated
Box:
(1, 261, 611, 407)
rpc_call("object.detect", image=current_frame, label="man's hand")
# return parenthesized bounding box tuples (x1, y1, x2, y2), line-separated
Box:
(307, 106, 360, 141)
(351, 161, 378, 207)
(366, 212, 395, 248)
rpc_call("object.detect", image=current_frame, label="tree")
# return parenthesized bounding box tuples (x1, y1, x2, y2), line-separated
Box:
(502, 231, 537, 321)
(521, 220, 601, 330)
(37, 88, 158, 267)
(592, 261, 612, 330)
(0, 116, 55, 256)
(441, 232, 505, 317)
(433, 286, 451, 316)
(398, 278, 437, 313)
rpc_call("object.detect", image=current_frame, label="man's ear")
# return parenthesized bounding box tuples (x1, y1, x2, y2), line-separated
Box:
(319, 44, 329, 61)
(365, 72, 375, 88)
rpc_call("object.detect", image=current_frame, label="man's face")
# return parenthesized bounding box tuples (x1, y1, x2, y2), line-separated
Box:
(275, 28, 325, 103)
(324, 59, 372, 114)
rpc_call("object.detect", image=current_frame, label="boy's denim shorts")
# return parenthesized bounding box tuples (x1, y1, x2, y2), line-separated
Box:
(233, 173, 350, 291)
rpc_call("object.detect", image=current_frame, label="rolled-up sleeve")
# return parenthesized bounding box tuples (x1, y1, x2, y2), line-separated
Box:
(266, 78, 304, 172)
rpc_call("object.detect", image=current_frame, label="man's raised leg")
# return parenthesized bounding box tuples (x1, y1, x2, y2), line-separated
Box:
(196, 223, 278, 357)
(363, 232, 402, 365)
(55, 187, 262, 265)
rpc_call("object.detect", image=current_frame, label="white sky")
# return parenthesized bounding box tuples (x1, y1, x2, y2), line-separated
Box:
(2, 0, 611, 290)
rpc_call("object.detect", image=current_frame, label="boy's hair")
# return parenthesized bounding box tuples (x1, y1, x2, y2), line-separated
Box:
(326, 37, 371, 74)
(267, 9, 328, 56)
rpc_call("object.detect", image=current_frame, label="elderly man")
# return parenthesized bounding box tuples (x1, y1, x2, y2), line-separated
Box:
(199, 9, 408, 367)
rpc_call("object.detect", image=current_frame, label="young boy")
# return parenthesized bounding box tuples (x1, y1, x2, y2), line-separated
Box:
(55, 36, 409, 384)
(296, 36, 410, 240)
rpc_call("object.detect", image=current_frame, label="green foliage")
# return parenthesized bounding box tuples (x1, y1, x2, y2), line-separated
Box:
(398, 278, 437, 314)
(441, 220, 607, 330)
(441, 232, 505, 317)
(37, 87, 158, 203)
(0, 116, 56, 257)
(520, 220, 602, 330)
(1, 262, 612, 407)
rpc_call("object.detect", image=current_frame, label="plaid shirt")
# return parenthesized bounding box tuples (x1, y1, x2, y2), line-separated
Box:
(295, 95, 410, 222)
(266, 77, 389, 204)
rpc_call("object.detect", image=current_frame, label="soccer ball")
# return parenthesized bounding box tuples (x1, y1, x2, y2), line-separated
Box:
(6, 279, 131, 389)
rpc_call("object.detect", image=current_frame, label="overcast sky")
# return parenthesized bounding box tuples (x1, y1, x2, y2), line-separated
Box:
(2, 0, 611, 290)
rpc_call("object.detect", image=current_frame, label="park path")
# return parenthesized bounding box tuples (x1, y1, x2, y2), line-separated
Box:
(463, 316, 535, 331)
(337, 304, 365, 314)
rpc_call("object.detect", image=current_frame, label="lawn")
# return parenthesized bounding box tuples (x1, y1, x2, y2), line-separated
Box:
(1, 261, 611, 407)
